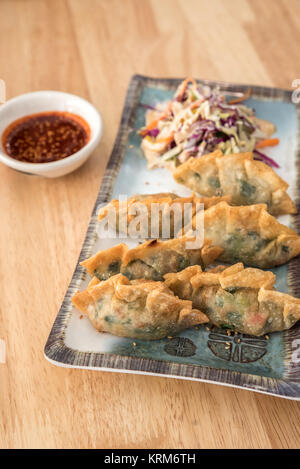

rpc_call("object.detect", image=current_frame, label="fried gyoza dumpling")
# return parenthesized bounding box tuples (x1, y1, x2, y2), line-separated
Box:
(98, 192, 231, 238)
(164, 263, 300, 336)
(187, 201, 300, 268)
(81, 237, 223, 281)
(72, 273, 208, 340)
(173, 150, 296, 216)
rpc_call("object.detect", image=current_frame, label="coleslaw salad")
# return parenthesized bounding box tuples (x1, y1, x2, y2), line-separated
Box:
(139, 78, 279, 169)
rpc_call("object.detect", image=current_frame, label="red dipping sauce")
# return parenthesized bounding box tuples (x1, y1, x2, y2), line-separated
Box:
(2, 111, 90, 163)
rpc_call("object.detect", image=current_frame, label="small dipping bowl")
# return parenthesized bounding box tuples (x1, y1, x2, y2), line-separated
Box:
(0, 91, 102, 177)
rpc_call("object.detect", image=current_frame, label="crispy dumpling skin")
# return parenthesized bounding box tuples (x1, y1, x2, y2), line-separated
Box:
(72, 273, 208, 340)
(81, 237, 223, 281)
(173, 150, 296, 216)
(187, 201, 300, 268)
(81, 243, 128, 281)
(120, 238, 223, 280)
(164, 263, 300, 336)
(98, 192, 231, 238)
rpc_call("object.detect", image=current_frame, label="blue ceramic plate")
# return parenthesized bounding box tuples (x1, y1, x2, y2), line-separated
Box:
(45, 75, 300, 399)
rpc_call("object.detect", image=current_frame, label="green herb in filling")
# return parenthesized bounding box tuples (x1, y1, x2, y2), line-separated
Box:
(122, 260, 162, 281)
(177, 255, 190, 271)
(226, 311, 241, 326)
(240, 179, 256, 199)
(247, 231, 268, 252)
(225, 286, 239, 294)
(104, 315, 117, 324)
(108, 260, 121, 275)
(225, 232, 245, 257)
(94, 260, 121, 280)
(215, 295, 224, 307)
(208, 176, 220, 189)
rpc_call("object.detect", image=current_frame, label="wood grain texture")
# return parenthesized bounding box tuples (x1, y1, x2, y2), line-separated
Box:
(1, 0, 300, 449)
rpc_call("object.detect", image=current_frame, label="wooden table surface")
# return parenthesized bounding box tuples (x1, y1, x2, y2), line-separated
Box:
(1, 0, 300, 449)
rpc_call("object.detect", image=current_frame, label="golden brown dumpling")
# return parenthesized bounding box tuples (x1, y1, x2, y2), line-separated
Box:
(186, 201, 300, 268)
(173, 150, 296, 216)
(98, 192, 231, 238)
(81, 237, 223, 281)
(164, 263, 300, 336)
(72, 274, 208, 340)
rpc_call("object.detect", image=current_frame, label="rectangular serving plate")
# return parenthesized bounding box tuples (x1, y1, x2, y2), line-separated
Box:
(45, 75, 300, 399)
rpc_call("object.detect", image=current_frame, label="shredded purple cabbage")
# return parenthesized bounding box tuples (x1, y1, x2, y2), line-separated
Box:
(139, 103, 157, 111)
(253, 149, 280, 168)
(168, 140, 176, 150)
(220, 115, 237, 127)
(145, 128, 160, 138)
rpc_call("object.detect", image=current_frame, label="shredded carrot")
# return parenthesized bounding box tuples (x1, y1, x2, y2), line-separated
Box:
(190, 98, 205, 110)
(177, 77, 198, 100)
(228, 88, 251, 105)
(255, 138, 280, 149)
(140, 119, 161, 136)
(156, 133, 175, 144)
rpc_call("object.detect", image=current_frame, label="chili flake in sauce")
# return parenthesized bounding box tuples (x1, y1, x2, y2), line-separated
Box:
(2, 111, 90, 163)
